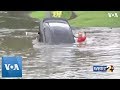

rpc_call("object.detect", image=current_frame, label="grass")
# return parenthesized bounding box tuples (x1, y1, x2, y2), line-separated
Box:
(69, 11, 120, 27)
(30, 11, 46, 19)
(60, 11, 72, 19)
(30, 11, 120, 27)
(30, 11, 72, 20)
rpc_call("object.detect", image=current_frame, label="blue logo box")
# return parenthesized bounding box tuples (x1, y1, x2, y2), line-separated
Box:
(2, 55, 22, 77)
(93, 66, 107, 72)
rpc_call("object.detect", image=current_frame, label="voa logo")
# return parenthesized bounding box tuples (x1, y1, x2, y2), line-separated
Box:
(108, 13, 118, 17)
(2, 56, 22, 77)
(4, 64, 19, 70)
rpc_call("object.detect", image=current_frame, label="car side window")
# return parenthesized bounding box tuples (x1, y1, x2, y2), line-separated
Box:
(43, 22, 48, 28)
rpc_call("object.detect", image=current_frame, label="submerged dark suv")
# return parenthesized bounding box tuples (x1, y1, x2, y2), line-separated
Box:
(38, 18, 75, 44)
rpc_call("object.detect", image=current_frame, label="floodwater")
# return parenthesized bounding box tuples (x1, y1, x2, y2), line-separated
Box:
(0, 11, 120, 79)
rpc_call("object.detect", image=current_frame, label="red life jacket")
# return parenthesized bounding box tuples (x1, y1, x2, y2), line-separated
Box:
(77, 36, 86, 43)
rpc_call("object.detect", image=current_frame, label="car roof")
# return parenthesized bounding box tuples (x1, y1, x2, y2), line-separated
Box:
(43, 18, 68, 23)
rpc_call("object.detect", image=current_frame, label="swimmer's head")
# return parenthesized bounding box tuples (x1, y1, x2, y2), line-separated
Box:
(78, 32, 86, 37)
(78, 32, 82, 36)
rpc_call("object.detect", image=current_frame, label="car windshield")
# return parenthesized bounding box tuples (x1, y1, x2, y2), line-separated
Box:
(48, 22, 70, 29)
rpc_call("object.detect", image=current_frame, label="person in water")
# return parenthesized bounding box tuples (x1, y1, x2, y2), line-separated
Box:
(76, 32, 86, 46)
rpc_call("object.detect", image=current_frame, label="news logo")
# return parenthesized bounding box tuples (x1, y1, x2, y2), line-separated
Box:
(2, 56, 22, 77)
(93, 65, 114, 72)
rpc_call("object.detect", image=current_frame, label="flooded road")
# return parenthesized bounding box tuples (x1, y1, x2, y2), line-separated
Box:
(0, 11, 120, 79)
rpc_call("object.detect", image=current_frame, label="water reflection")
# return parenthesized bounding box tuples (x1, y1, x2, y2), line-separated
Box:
(0, 11, 38, 29)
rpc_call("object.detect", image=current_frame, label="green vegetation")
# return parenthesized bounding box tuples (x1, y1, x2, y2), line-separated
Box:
(30, 11, 120, 27)
(51, 11, 72, 19)
(59, 11, 71, 19)
(30, 11, 46, 19)
(69, 11, 120, 27)
(30, 11, 72, 20)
